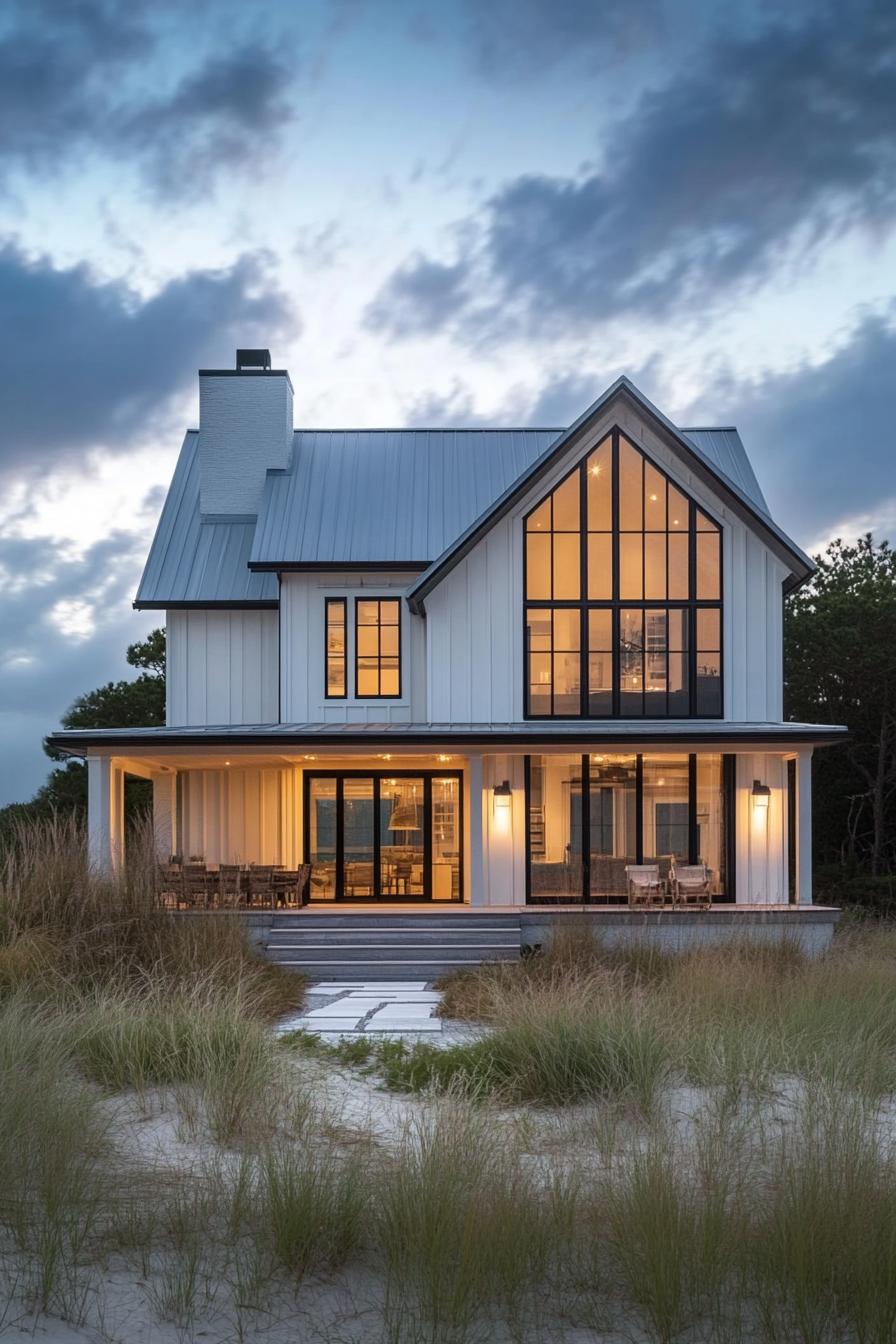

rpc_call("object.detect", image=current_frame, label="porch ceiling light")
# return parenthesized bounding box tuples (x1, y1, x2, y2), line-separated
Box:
(752, 779, 771, 810)
(493, 780, 512, 814)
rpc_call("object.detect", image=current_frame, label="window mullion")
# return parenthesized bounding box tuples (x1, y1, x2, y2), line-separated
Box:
(579, 463, 588, 717)
(581, 754, 591, 902)
(635, 755, 644, 863)
(688, 754, 698, 863)
(612, 430, 620, 717)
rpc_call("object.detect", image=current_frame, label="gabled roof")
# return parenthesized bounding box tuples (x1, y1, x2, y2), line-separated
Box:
(135, 434, 278, 608)
(135, 376, 812, 610)
(407, 377, 813, 612)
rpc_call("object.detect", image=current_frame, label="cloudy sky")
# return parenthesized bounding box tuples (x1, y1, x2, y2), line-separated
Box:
(0, 0, 894, 805)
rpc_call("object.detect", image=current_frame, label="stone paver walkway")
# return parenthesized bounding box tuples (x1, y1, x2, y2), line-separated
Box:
(275, 982, 444, 1038)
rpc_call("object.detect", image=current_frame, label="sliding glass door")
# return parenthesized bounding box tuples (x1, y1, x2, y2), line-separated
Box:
(304, 771, 463, 902)
(526, 753, 733, 903)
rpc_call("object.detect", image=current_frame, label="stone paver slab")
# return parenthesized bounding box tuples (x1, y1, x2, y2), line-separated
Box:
(285, 1017, 372, 1033)
(365, 1018, 442, 1033)
(302, 999, 384, 1019)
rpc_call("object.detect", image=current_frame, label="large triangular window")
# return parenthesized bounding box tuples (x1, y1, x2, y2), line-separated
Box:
(524, 430, 722, 718)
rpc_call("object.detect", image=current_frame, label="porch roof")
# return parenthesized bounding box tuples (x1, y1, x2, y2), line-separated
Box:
(47, 719, 848, 757)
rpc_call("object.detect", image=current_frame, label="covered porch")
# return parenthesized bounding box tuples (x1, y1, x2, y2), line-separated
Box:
(61, 722, 845, 912)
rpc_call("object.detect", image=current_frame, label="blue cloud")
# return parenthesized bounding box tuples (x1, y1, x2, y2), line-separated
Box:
(370, 0, 896, 336)
(0, 245, 294, 476)
(0, 3, 296, 199)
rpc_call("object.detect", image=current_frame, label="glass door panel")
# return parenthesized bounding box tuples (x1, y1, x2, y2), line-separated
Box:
(381, 777, 425, 898)
(307, 778, 337, 900)
(527, 755, 584, 901)
(432, 777, 460, 901)
(588, 754, 637, 901)
(305, 771, 463, 901)
(343, 778, 375, 899)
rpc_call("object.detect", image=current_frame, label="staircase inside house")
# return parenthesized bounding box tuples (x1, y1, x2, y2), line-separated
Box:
(264, 910, 522, 981)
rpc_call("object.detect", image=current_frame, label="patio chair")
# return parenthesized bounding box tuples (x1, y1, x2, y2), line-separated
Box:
(217, 864, 244, 908)
(182, 864, 212, 909)
(156, 862, 181, 909)
(670, 864, 713, 909)
(272, 865, 311, 908)
(625, 864, 664, 908)
(246, 865, 276, 909)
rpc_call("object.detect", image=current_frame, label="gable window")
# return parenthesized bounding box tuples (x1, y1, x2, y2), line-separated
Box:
(325, 598, 347, 698)
(355, 598, 401, 698)
(524, 429, 722, 718)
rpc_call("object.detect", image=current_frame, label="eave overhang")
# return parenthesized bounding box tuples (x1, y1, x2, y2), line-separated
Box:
(47, 721, 849, 759)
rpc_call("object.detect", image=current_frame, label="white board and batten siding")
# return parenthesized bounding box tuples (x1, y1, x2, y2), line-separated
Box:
(425, 400, 788, 725)
(178, 766, 300, 867)
(166, 609, 279, 726)
(279, 572, 425, 723)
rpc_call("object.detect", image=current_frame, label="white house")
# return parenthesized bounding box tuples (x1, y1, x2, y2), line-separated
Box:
(51, 350, 845, 917)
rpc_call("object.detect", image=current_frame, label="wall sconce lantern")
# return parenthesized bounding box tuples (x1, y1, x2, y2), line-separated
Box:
(751, 779, 771, 811)
(493, 780, 512, 817)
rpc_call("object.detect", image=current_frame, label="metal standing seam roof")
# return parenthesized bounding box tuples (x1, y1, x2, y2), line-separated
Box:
(680, 427, 770, 518)
(135, 433, 278, 607)
(136, 380, 799, 608)
(249, 423, 771, 570)
(249, 428, 563, 568)
(405, 378, 813, 612)
(47, 720, 849, 754)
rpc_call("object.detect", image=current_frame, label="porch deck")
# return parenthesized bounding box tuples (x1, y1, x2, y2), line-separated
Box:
(171, 902, 842, 974)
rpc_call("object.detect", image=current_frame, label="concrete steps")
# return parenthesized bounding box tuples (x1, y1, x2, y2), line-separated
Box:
(265, 910, 521, 981)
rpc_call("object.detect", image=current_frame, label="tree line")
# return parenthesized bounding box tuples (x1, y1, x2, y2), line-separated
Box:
(2, 539, 894, 903)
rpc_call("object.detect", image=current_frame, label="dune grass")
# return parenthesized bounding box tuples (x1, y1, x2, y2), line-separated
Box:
(0, 811, 303, 1014)
(6, 820, 896, 1339)
(4, 990, 896, 1339)
(435, 922, 896, 1105)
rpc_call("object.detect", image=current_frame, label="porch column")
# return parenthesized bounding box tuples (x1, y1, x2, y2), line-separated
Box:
(152, 770, 177, 860)
(88, 755, 125, 874)
(796, 748, 813, 905)
(467, 754, 487, 906)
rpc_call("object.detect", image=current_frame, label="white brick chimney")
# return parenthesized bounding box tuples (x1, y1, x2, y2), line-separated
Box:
(197, 350, 294, 515)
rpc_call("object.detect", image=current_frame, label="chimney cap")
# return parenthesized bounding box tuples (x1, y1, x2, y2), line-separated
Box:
(235, 348, 272, 371)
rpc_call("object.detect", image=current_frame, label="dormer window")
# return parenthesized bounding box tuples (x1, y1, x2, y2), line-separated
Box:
(524, 429, 722, 718)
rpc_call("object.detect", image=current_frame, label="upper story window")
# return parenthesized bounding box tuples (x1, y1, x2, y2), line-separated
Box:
(325, 598, 347, 698)
(355, 598, 401, 698)
(524, 429, 722, 718)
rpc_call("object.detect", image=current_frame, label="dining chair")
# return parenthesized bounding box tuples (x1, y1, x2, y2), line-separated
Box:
(182, 864, 211, 909)
(218, 864, 243, 908)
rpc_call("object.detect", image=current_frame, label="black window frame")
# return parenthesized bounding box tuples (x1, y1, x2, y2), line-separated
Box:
(303, 768, 464, 902)
(354, 596, 402, 700)
(324, 597, 347, 700)
(523, 426, 723, 720)
(524, 751, 736, 904)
